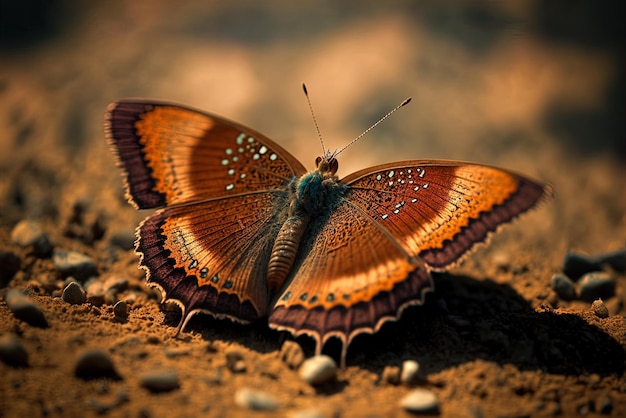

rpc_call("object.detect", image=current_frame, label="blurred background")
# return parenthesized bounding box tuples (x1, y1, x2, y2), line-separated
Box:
(1, 0, 623, 253)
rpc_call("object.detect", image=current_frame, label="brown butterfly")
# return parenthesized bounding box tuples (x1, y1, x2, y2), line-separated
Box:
(105, 91, 552, 366)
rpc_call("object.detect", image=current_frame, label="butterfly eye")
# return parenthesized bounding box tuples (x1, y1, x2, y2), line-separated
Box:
(329, 158, 339, 174)
(315, 156, 322, 167)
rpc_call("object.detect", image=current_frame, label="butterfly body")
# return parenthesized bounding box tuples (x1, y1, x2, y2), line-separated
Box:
(105, 100, 552, 365)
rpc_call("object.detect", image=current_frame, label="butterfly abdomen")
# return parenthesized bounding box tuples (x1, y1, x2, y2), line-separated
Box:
(267, 214, 311, 292)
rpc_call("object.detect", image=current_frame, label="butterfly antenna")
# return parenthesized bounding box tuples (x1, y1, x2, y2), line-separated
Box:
(335, 96, 412, 157)
(302, 83, 327, 156)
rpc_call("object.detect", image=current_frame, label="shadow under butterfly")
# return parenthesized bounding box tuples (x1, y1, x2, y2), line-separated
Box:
(105, 86, 553, 367)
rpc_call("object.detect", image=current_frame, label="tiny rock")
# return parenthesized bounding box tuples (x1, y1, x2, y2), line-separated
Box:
(551, 273, 576, 301)
(4, 289, 48, 328)
(381, 365, 401, 385)
(113, 300, 128, 319)
(0, 250, 21, 286)
(562, 252, 598, 281)
(279, 340, 305, 369)
(400, 388, 440, 414)
(74, 349, 121, 380)
(579, 272, 616, 303)
(139, 369, 180, 393)
(10, 220, 52, 257)
(595, 249, 626, 273)
(234, 387, 278, 411)
(0, 334, 29, 367)
(591, 299, 609, 318)
(401, 360, 420, 385)
(53, 250, 97, 281)
(62, 281, 86, 305)
(299, 355, 337, 386)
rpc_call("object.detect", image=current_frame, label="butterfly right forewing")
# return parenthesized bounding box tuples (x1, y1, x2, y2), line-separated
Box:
(343, 160, 552, 269)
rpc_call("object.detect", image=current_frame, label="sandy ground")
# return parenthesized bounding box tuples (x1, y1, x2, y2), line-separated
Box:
(1, 2, 624, 417)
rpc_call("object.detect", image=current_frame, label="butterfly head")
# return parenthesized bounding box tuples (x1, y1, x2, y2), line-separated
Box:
(315, 151, 339, 175)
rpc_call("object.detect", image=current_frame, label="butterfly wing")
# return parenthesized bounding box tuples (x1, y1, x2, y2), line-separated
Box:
(105, 101, 306, 324)
(269, 160, 551, 358)
(342, 160, 552, 269)
(269, 200, 433, 355)
(105, 100, 306, 208)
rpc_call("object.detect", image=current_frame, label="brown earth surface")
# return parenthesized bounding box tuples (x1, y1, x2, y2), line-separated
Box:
(1, 2, 624, 417)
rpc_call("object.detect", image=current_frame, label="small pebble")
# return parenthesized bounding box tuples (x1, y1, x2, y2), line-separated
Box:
(113, 300, 128, 319)
(62, 281, 86, 305)
(579, 272, 616, 302)
(4, 289, 48, 328)
(400, 388, 440, 414)
(10, 220, 52, 257)
(551, 273, 576, 301)
(279, 340, 305, 369)
(139, 370, 180, 393)
(53, 250, 97, 280)
(226, 351, 247, 373)
(85, 280, 107, 306)
(562, 252, 598, 281)
(595, 249, 626, 273)
(0, 334, 29, 367)
(381, 365, 401, 385)
(74, 349, 121, 380)
(597, 394, 613, 414)
(0, 250, 21, 286)
(591, 299, 609, 318)
(401, 360, 420, 385)
(234, 387, 278, 411)
(299, 355, 337, 386)
(108, 229, 136, 251)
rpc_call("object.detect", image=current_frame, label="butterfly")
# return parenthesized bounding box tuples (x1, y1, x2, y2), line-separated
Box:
(105, 91, 552, 366)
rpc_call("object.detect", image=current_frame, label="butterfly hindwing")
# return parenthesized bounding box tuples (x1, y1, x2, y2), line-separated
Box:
(138, 192, 290, 323)
(342, 161, 552, 269)
(268, 199, 434, 352)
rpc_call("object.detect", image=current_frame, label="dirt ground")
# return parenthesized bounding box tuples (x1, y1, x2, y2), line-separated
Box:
(1, 2, 624, 417)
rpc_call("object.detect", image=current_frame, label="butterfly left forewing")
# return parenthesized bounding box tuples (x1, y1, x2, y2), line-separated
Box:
(105, 100, 306, 209)
(342, 160, 552, 269)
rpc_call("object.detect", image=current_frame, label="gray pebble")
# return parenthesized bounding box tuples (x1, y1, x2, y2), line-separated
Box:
(595, 249, 625, 273)
(551, 273, 576, 301)
(381, 365, 401, 385)
(139, 369, 180, 393)
(400, 360, 420, 385)
(0, 334, 29, 367)
(234, 387, 278, 411)
(10, 220, 52, 257)
(4, 289, 48, 328)
(62, 281, 86, 305)
(562, 252, 598, 281)
(0, 250, 21, 286)
(400, 388, 440, 414)
(113, 300, 128, 319)
(279, 340, 305, 369)
(579, 272, 616, 302)
(108, 229, 136, 251)
(53, 250, 97, 280)
(299, 355, 337, 386)
(591, 299, 609, 318)
(74, 349, 121, 380)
